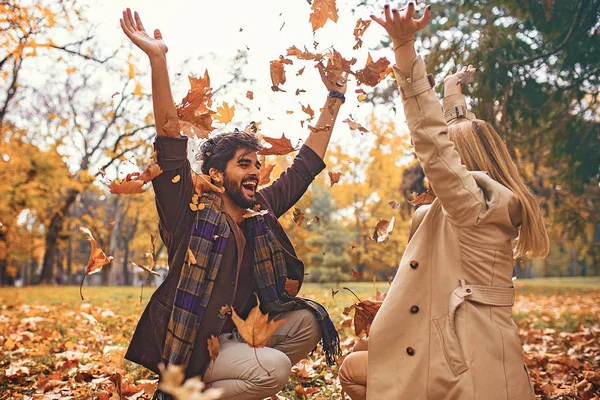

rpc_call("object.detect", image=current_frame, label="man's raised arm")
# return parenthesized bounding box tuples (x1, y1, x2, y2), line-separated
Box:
(120, 8, 178, 137)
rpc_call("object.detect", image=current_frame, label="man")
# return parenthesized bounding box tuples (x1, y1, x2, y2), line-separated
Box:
(119, 8, 347, 399)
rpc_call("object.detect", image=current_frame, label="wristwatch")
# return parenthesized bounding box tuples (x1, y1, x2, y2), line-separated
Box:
(328, 90, 345, 104)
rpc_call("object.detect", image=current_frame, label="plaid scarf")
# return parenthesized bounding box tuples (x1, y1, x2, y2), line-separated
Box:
(162, 192, 341, 369)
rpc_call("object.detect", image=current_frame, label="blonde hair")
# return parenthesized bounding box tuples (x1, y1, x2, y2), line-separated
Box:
(448, 119, 550, 258)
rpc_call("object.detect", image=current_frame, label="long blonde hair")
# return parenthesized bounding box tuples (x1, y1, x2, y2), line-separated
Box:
(448, 119, 549, 258)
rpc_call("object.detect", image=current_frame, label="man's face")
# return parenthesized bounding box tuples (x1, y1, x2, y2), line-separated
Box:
(222, 148, 261, 209)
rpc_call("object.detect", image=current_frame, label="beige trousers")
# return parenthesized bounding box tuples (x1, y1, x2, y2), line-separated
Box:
(338, 339, 369, 400)
(202, 309, 321, 400)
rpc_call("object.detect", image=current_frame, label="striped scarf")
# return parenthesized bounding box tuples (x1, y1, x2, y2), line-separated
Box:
(162, 192, 341, 369)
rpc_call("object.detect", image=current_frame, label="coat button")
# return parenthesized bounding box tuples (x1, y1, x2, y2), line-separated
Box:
(406, 347, 415, 356)
(219, 313, 226, 320)
(231, 279, 236, 286)
(410, 305, 419, 314)
(410, 260, 419, 269)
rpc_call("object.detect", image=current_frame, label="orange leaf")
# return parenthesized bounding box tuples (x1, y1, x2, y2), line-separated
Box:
(176, 71, 216, 136)
(192, 171, 225, 194)
(246, 91, 254, 100)
(259, 163, 275, 186)
(231, 295, 287, 348)
(351, 269, 364, 279)
(269, 59, 287, 92)
(109, 177, 144, 195)
(219, 305, 232, 316)
(129, 261, 160, 277)
(301, 104, 315, 120)
(286, 45, 324, 62)
(343, 117, 368, 134)
(258, 134, 297, 156)
(353, 18, 372, 50)
(292, 207, 305, 226)
(369, 217, 395, 243)
(410, 185, 437, 206)
(285, 278, 300, 297)
(171, 175, 180, 183)
(328, 171, 341, 187)
(140, 163, 162, 183)
(355, 53, 391, 87)
(214, 101, 235, 124)
(207, 335, 220, 361)
(80, 227, 113, 275)
(309, 0, 339, 31)
(350, 300, 382, 337)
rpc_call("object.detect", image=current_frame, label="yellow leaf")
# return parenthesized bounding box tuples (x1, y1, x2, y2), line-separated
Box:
(357, 94, 367, 102)
(133, 82, 143, 98)
(231, 295, 287, 348)
(66, 67, 76, 75)
(172, 175, 181, 183)
(214, 101, 235, 124)
(127, 59, 136, 79)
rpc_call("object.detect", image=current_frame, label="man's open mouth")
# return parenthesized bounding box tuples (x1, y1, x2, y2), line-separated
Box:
(241, 179, 258, 195)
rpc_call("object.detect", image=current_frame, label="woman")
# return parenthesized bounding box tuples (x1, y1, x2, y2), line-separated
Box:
(338, 3, 549, 400)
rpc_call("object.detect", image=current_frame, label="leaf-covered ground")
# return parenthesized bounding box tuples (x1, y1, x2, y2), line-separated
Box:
(1, 279, 599, 399)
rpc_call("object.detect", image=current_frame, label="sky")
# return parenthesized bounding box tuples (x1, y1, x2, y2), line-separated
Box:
(82, 0, 412, 155)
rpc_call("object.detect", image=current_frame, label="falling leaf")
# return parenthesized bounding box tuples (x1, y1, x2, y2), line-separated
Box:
(172, 175, 181, 183)
(343, 296, 383, 337)
(328, 171, 341, 187)
(243, 208, 269, 219)
(286, 110, 294, 114)
(292, 207, 305, 226)
(301, 104, 315, 120)
(308, 124, 332, 135)
(355, 53, 392, 87)
(129, 261, 160, 277)
(357, 93, 367, 102)
(176, 71, 216, 137)
(109, 176, 145, 194)
(187, 248, 197, 265)
(109, 220, 116, 227)
(285, 278, 300, 297)
(111, 91, 120, 98)
(351, 269, 364, 279)
(246, 91, 254, 100)
(158, 364, 222, 399)
(259, 163, 275, 186)
(306, 215, 325, 225)
(353, 18, 372, 50)
(139, 163, 162, 183)
(231, 295, 287, 348)
(192, 171, 225, 194)
(369, 217, 395, 243)
(410, 185, 437, 206)
(388, 200, 401, 209)
(207, 335, 220, 362)
(214, 101, 235, 124)
(296, 66, 306, 76)
(219, 305, 232, 316)
(286, 45, 324, 62)
(295, 89, 306, 95)
(79, 227, 113, 300)
(66, 67, 76, 75)
(332, 289, 339, 298)
(343, 117, 368, 134)
(309, 0, 339, 31)
(258, 134, 297, 156)
(270, 59, 287, 92)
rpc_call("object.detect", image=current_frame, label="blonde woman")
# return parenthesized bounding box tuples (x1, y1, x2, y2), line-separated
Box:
(338, 3, 549, 400)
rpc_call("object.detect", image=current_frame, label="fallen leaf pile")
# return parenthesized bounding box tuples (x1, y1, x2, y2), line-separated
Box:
(0, 284, 598, 398)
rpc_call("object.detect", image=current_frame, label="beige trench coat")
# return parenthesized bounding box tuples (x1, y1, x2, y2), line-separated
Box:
(366, 57, 535, 400)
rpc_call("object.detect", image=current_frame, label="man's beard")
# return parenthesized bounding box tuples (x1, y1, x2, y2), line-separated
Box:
(223, 173, 257, 209)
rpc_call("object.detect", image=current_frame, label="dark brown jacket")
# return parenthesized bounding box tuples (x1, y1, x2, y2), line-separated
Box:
(124, 136, 325, 378)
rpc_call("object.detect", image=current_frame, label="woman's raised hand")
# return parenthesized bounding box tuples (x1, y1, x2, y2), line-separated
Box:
(120, 8, 168, 58)
(370, 3, 431, 46)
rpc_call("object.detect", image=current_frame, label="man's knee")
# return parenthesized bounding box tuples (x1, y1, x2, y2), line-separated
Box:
(257, 349, 292, 391)
(338, 351, 368, 388)
(295, 309, 321, 346)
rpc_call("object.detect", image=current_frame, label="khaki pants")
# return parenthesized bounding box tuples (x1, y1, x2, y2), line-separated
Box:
(202, 309, 321, 400)
(338, 339, 368, 400)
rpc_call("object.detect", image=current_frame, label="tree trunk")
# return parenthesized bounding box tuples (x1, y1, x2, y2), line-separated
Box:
(122, 244, 130, 286)
(0, 232, 7, 286)
(39, 189, 78, 284)
(67, 235, 73, 285)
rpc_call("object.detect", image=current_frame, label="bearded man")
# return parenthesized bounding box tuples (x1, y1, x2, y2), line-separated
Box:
(119, 8, 347, 400)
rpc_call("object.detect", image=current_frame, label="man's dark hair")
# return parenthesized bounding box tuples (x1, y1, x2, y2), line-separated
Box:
(198, 131, 263, 175)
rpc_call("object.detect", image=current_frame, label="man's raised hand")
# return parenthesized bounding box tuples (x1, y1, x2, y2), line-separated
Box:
(120, 8, 167, 58)
(370, 3, 431, 45)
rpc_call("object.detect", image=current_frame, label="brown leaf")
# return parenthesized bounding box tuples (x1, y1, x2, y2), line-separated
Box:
(353, 18, 372, 50)
(296, 66, 306, 76)
(258, 134, 297, 156)
(285, 278, 300, 297)
(347, 300, 383, 337)
(328, 171, 341, 187)
(355, 53, 392, 87)
(192, 171, 225, 194)
(219, 305, 232, 316)
(207, 335, 220, 362)
(176, 71, 216, 136)
(129, 261, 160, 277)
(246, 91, 254, 100)
(388, 200, 401, 209)
(343, 117, 368, 134)
(286, 45, 324, 62)
(80, 227, 113, 275)
(270, 59, 287, 91)
(292, 207, 305, 226)
(410, 185, 437, 206)
(259, 163, 275, 186)
(351, 269, 364, 279)
(295, 89, 306, 96)
(309, 0, 339, 31)
(308, 124, 332, 135)
(108, 174, 145, 195)
(140, 163, 162, 183)
(369, 217, 395, 243)
(231, 295, 287, 348)
(301, 104, 315, 120)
